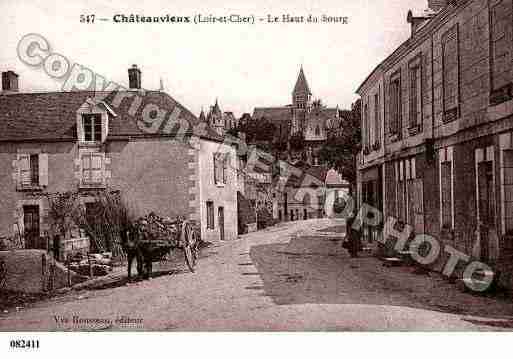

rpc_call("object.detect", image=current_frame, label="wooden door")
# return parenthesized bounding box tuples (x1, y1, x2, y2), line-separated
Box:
(408, 179, 425, 235)
(218, 207, 225, 241)
(23, 205, 40, 249)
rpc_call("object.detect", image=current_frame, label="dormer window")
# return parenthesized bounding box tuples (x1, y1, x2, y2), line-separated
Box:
(77, 98, 116, 144)
(83, 114, 102, 142)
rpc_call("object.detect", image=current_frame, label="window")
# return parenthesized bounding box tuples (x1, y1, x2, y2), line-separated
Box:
(213, 153, 229, 185)
(442, 25, 460, 122)
(19, 154, 39, 187)
(374, 91, 381, 147)
(315, 125, 320, 136)
(206, 201, 215, 229)
(82, 153, 103, 185)
(83, 114, 102, 142)
(389, 72, 401, 136)
(490, 0, 513, 104)
(409, 56, 422, 130)
(439, 147, 454, 229)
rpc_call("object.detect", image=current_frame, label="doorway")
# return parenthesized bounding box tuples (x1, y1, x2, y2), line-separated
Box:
(218, 206, 225, 241)
(23, 205, 40, 249)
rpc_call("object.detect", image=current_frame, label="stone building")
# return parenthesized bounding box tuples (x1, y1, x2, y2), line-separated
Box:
(201, 99, 238, 136)
(252, 66, 342, 164)
(356, 0, 513, 283)
(0, 66, 239, 260)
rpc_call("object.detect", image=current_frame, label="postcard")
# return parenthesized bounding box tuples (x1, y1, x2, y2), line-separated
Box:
(1, 0, 512, 356)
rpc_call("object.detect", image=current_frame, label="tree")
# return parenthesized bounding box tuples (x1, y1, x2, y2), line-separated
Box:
(318, 100, 361, 194)
(231, 117, 277, 144)
(289, 132, 305, 151)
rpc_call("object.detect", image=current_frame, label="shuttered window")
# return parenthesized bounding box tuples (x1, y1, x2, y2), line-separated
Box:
(491, 0, 513, 92)
(409, 56, 422, 129)
(374, 91, 381, 147)
(206, 201, 215, 229)
(18, 153, 48, 188)
(364, 103, 369, 147)
(389, 72, 401, 136)
(442, 25, 460, 122)
(214, 152, 229, 184)
(82, 153, 103, 185)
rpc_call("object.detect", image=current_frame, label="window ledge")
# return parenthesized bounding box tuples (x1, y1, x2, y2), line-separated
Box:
(79, 183, 106, 190)
(78, 141, 103, 148)
(490, 83, 513, 106)
(442, 106, 460, 124)
(17, 185, 44, 192)
(408, 125, 422, 136)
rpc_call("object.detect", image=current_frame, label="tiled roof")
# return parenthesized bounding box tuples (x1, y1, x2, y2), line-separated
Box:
(284, 162, 329, 188)
(252, 106, 293, 121)
(0, 90, 224, 142)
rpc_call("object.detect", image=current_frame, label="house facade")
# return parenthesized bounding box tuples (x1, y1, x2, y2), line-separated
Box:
(0, 66, 238, 260)
(274, 163, 348, 222)
(356, 0, 513, 275)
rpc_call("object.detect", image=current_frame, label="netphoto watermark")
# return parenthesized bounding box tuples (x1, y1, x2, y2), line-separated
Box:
(338, 193, 496, 293)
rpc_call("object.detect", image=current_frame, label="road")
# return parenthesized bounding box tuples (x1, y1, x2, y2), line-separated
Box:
(1, 218, 513, 331)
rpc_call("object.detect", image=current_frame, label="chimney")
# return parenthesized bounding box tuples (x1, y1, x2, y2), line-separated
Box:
(128, 64, 141, 89)
(428, 0, 448, 11)
(2, 71, 19, 92)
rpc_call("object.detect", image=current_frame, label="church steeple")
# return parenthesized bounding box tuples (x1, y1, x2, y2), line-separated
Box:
(199, 107, 206, 122)
(292, 65, 312, 109)
(293, 65, 311, 95)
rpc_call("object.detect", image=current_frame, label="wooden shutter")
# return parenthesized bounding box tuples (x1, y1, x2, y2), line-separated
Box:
(222, 154, 229, 183)
(91, 154, 103, 184)
(77, 115, 84, 142)
(18, 154, 30, 186)
(213, 153, 218, 184)
(442, 25, 459, 115)
(39, 153, 48, 187)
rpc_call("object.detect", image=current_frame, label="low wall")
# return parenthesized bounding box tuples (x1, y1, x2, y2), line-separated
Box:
(0, 250, 83, 294)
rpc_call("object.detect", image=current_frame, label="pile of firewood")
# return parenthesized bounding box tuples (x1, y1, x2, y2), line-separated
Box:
(134, 212, 182, 246)
(67, 252, 113, 277)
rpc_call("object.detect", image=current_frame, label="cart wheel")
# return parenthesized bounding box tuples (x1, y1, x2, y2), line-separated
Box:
(183, 222, 197, 272)
(184, 245, 195, 273)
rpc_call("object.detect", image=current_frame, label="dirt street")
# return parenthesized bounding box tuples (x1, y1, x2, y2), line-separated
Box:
(1, 218, 513, 331)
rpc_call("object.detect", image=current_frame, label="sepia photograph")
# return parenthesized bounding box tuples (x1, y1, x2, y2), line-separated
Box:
(1, 0, 513, 353)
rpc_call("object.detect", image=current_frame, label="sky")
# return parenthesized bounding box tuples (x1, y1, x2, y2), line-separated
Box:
(0, 0, 428, 117)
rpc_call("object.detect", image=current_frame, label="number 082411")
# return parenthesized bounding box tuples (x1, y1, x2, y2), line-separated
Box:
(10, 339, 40, 349)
